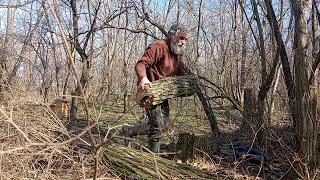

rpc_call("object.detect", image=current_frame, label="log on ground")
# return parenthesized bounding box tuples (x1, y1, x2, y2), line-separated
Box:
(102, 144, 229, 179)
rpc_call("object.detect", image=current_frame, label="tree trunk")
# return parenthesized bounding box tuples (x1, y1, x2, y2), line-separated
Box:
(196, 84, 219, 134)
(267, 63, 281, 122)
(240, 88, 255, 132)
(265, 1, 318, 176)
(291, 0, 317, 177)
(239, 0, 247, 99)
(265, 0, 296, 128)
(182, 64, 219, 134)
(252, 0, 267, 85)
(0, 0, 13, 92)
(62, 70, 70, 96)
(123, 12, 129, 113)
(252, 0, 268, 147)
(7, 8, 43, 86)
(69, 0, 100, 120)
(42, 1, 61, 96)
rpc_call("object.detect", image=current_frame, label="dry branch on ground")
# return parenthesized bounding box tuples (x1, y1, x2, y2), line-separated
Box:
(102, 144, 230, 179)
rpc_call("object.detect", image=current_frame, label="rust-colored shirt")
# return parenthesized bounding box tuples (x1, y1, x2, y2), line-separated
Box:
(135, 39, 186, 84)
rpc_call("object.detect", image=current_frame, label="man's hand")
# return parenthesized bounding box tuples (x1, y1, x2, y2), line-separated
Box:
(139, 76, 151, 90)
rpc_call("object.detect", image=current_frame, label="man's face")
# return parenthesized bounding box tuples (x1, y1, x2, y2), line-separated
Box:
(170, 34, 188, 55)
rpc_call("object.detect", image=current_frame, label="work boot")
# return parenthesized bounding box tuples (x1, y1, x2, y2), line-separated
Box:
(122, 122, 150, 146)
(122, 121, 150, 137)
(122, 125, 132, 146)
(148, 139, 161, 153)
(122, 125, 132, 137)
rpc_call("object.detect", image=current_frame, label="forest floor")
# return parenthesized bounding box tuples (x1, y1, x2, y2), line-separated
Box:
(1, 93, 319, 179)
(97, 97, 319, 179)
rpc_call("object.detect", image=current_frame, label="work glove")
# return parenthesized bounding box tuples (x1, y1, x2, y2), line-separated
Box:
(136, 77, 152, 108)
(139, 76, 151, 90)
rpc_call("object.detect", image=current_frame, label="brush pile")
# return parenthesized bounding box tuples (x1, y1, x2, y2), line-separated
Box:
(102, 144, 229, 179)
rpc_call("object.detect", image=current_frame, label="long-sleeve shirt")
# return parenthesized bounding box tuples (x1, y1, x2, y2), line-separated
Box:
(135, 39, 186, 84)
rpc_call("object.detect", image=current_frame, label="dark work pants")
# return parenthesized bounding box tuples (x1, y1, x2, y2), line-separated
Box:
(147, 100, 169, 142)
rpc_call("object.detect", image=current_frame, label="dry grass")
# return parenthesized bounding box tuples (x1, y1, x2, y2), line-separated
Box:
(0, 87, 317, 179)
(0, 89, 118, 179)
(0, 88, 248, 179)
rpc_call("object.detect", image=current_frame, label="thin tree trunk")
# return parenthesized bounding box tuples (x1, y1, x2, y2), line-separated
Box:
(123, 12, 129, 112)
(69, 0, 101, 120)
(195, 0, 203, 64)
(42, 1, 61, 96)
(265, 0, 296, 125)
(241, 88, 255, 132)
(0, 0, 13, 91)
(62, 70, 70, 96)
(176, 0, 180, 23)
(239, 0, 247, 101)
(252, 0, 270, 147)
(252, 0, 267, 85)
(183, 65, 219, 134)
(267, 63, 281, 122)
(7, 8, 43, 86)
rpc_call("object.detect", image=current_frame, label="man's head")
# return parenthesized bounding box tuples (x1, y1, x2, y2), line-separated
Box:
(168, 23, 188, 55)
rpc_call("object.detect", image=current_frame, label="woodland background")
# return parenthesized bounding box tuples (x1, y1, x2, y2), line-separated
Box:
(0, 0, 319, 179)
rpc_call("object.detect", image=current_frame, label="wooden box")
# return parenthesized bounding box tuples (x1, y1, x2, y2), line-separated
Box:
(50, 98, 69, 119)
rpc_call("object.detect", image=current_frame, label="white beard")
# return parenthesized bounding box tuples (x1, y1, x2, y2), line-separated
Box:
(170, 41, 186, 55)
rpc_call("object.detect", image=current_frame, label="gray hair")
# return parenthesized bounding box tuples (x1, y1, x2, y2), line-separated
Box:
(168, 23, 187, 36)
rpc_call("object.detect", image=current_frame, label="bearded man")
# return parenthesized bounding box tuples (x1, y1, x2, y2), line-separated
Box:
(122, 23, 188, 153)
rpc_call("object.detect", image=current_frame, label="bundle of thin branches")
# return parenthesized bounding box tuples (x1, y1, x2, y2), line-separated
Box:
(137, 75, 198, 108)
(102, 144, 229, 179)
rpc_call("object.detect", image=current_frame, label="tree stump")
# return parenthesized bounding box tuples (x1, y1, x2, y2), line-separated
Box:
(176, 132, 209, 162)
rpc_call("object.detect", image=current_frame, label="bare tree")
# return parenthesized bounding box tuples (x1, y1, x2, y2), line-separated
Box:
(0, 0, 13, 92)
(69, 0, 102, 120)
(265, 0, 318, 177)
(7, 4, 43, 86)
(42, 1, 62, 96)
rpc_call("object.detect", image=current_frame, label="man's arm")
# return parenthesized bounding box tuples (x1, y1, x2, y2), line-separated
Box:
(135, 42, 164, 88)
